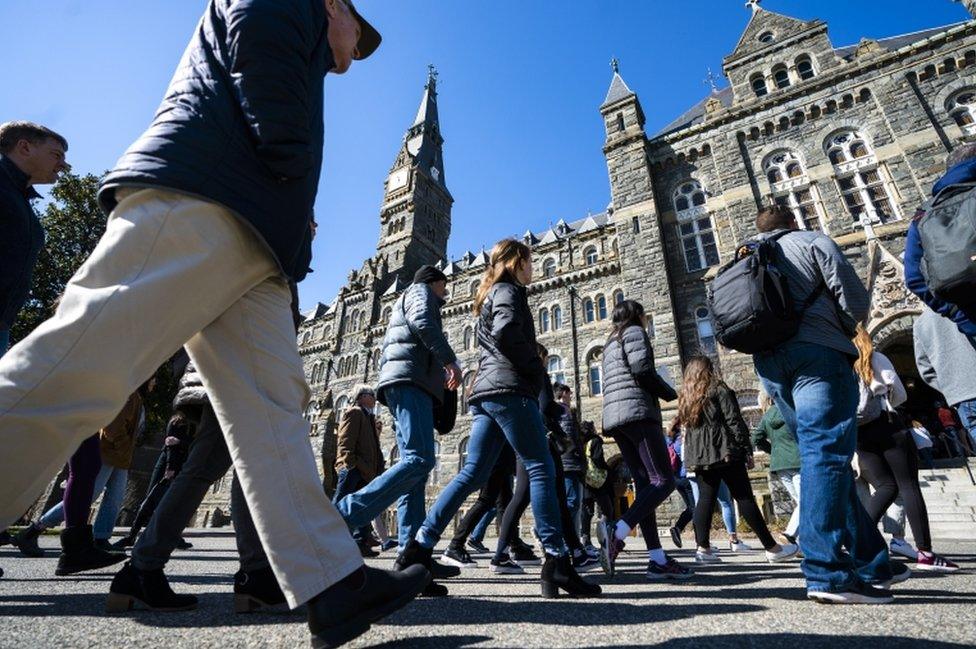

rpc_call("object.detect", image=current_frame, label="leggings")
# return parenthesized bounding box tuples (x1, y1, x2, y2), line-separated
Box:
(674, 477, 696, 532)
(694, 461, 776, 550)
(580, 481, 614, 544)
(607, 419, 675, 551)
(64, 434, 103, 528)
(449, 445, 515, 549)
(857, 419, 931, 552)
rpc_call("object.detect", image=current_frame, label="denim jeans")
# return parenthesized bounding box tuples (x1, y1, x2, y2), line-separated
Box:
(332, 467, 373, 542)
(471, 507, 495, 544)
(690, 477, 736, 534)
(957, 400, 976, 452)
(563, 475, 583, 541)
(417, 394, 568, 556)
(335, 384, 434, 548)
(755, 341, 891, 592)
(93, 467, 128, 540)
(776, 469, 801, 539)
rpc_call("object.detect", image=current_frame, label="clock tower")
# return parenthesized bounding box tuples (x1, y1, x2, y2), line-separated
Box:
(376, 66, 453, 291)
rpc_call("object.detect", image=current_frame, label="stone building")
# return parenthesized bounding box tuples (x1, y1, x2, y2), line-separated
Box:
(194, 2, 976, 527)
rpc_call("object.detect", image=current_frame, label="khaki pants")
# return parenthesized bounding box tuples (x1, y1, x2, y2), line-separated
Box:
(0, 189, 362, 606)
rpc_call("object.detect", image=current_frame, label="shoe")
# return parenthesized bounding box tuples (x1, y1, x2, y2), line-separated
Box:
(808, 582, 895, 605)
(572, 552, 601, 573)
(307, 564, 430, 649)
(106, 562, 198, 612)
(669, 526, 683, 549)
(729, 538, 755, 552)
(363, 535, 380, 549)
(646, 557, 693, 581)
(442, 546, 478, 569)
(380, 539, 398, 552)
(783, 533, 797, 546)
(466, 539, 490, 556)
(93, 538, 113, 552)
(393, 539, 452, 596)
(695, 548, 722, 564)
(540, 554, 602, 599)
(56, 526, 127, 576)
(765, 543, 799, 563)
(876, 562, 912, 589)
(916, 551, 960, 573)
(358, 542, 379, 558)
(112, 535, 136, 551)
(234, 566, 286, 613)
(583, 544, 600, 560)
(13, 524, 46, 558)
(599, 520, 625, 577)
(889, 538, 917, 560)
(175, 538, 193, 551)
(489, 555, 525, 574)
(511, 544, 542, 567)
(420, 580, 448, 597)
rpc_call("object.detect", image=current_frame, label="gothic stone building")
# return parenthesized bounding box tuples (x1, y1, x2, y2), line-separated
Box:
(193, 3, 976, 527)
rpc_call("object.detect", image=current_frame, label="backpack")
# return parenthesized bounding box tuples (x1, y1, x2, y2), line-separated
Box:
(918, 183, 976, 306)
(707, 231, 822, 355)
(584, 438, 608, 489)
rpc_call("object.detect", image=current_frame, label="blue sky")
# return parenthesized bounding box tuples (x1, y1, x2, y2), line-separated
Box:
(0, 0, 968, 308)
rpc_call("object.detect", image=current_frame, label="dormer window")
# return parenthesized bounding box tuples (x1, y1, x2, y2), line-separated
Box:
(773, 65, 791, 90)
(751, 73, 769, 98)
(796, 55, 816, 81)
(758, 31, 775, 44)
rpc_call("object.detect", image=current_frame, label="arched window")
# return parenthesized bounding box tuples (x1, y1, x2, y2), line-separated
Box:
(947, 89, 976, 136)
(543, 257, 557, 278)
(825, 130, 899, 224)
(552, 305, 563, 330)
(587, 347, 604, 397)
(304, 400, 318, 420)
(596, 295, 608, 320)
(547, 355, 566, 385)
(335, 395, 349, 413)
(758, 31, 775, 44)
(772, 65, 791, 90)
(696, 306, 717, 355)
(763, 150, 824, 231)
(539, 308, 550, 333)
(462, 326, 473, 351)
(470, 279, 480, 297)
(583, 298, 595, 323)
(458, 437, 469, 472)
(796, 55, 815, 81)
(612, 290, 624, 306)
(584, 246, 598, 266)
(673, 180, 719, 272)
(381, 306, 392, 323)
(301, 330, 311, 345)
(751, 73, 768, 98)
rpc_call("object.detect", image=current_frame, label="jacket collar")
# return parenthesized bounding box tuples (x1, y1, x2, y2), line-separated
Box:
(933, 158, 976, 196)
(0, 155, 41, 200)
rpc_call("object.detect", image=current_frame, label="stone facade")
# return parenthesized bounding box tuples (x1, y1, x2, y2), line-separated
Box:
(195, 4, 976, 529)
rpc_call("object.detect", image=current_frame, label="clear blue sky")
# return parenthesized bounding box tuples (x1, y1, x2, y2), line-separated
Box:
(1, 0, 968, 308)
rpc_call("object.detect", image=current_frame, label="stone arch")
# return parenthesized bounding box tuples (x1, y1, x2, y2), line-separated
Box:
(936, 78, 976, 114)
(868, 311, 920, 353)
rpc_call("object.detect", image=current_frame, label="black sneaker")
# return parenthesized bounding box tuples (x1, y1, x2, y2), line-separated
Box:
(466, 539, 491, 556)
(572, 552, 601, 573)
(442, 546, 478, 569)
(175, 538, 193, 551)
(511, 544, 542, 567)
(808, 582, 895, 605)
(669, 526, 683, 549)
(646, 557, 693, 581)
(489, 555, 525, 574)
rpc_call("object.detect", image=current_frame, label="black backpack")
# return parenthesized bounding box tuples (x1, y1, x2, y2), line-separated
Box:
(918, 183, 976, 306)
(707, 231, 822, 355)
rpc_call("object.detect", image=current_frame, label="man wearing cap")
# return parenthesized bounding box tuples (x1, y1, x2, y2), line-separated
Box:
(335, 265, 461, 595)
(0, 0, 426, 645)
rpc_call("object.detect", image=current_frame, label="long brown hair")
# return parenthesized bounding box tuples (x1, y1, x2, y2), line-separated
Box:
(677, 356, 719, 428)
(853, 324, 875, 385)
(473, 238, 531, 315)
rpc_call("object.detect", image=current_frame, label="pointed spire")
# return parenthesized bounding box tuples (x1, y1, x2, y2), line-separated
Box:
(400, 65, 447, 189)
(602, 58, 635, 108)
(412, 64, 440, 127)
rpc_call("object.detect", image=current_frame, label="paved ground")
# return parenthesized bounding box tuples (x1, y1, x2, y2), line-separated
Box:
(1, 532, 974, 648)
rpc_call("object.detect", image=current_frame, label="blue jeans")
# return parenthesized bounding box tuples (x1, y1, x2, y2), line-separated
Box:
(957, 400, 976, 452)
(471, 507, 495, 544)
(417, 394, 568, 556)
(563, 475, 583, 540)
(335, 385, 435, 548)
(755, 341, 891, 592)
(92, 466, 128, 540)
(690, 478, 736, 534)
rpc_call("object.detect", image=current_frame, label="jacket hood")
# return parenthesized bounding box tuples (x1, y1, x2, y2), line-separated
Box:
(933, 158, 976, 196)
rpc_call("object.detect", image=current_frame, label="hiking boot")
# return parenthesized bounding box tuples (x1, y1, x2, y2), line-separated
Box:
(540, 554, 602, 599)
(646, 557, 693, 581)
(807, 582, 894, 605)
(442, 546, 478, 569)
(13, 524, 45, 558)
(56, 526, 126, 576)
(234, 566, 287, 613)
(489, 555, 524, 574)
(106, 562, 198, 612)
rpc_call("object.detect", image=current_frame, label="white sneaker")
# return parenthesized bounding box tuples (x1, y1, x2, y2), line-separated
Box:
(695, 548, 722, 563)
(765, 543, 799, 563)
(729, 539, 755, 553)
(889, 538, 917, 560)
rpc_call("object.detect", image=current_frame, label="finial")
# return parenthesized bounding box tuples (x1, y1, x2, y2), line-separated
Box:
(426, 63, 438, 85)
(746, 0, 762, 14)
(610, 57, 619, 74)
(703, 67, 721, 93)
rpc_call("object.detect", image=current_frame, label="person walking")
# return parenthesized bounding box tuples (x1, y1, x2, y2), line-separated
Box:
(580, 421, 613, 554)
(666, 421, 695, 549)
(752, 391, 802, 545)
(599, 299, 690, 580)
(402, 239, 600, 598)
(750, 204, 900, 604)
(0, 2, 431, 645)
(853, 326, 959, 572)
(554, 383, 586, 545)
(678, 356, 798, 566)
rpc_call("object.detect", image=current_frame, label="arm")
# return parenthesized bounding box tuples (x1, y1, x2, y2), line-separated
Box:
(812, 236, 869, 332)
(224, 0, 317, 180)
(624, 329, 678, 401)
(591, 438, 609, 471)
(538, 374, 565, 434)
(403, 286, 457, 367)
(904, 221, 976, 336)
(492, 285, 546, 381)
(913, 333, 941, 393)
(334, 409, 360, 472)
(751, 411, 773, 455)
(717, 385, 752, 455)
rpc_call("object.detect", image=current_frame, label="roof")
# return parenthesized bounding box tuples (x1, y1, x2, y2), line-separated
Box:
(602, 72, 635, 108)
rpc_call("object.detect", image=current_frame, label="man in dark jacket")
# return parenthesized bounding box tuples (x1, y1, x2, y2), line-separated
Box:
(0, 2, 430, 644)
(554, 383, 585, 543)
(904, 144, 976, 336)
(0, 121, 69, 355)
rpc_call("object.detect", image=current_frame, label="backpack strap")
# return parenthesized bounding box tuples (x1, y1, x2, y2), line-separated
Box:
(931, 181, 976, 207)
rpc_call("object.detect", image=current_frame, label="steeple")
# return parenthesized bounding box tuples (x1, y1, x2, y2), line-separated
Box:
(402, 64, 447, 189)
(602, 58, 636, 109)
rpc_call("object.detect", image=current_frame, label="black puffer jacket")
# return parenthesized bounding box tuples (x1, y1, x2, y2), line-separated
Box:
(469, 276, 545, 403)
(682, 383, 753, 472)
(558, 406, 585, 474)
(98, 0, 332, 281)
(601, 324, 677, 431)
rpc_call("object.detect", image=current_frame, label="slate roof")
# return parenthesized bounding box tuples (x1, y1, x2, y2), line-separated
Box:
(602, 72, 635, 108)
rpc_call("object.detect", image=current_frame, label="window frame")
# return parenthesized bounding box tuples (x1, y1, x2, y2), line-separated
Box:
(825, 130, 901, 225)
(763, 150, 825, 232)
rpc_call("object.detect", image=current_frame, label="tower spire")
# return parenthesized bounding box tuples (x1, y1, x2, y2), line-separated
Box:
(401, 65, 446, 187)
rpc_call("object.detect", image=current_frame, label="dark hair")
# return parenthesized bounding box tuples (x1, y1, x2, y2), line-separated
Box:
(946, 142, 976, 170)
(610, 299, 645, 339)
(756, 204, 795, 233)
(553, 382, 571, 396)
(0, 121, 68, 154)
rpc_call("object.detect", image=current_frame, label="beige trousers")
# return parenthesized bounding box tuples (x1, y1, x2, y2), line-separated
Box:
(0, 189, 362, 606)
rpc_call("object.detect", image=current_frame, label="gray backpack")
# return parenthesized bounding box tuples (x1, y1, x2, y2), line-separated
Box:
(918, 183, 976, 305)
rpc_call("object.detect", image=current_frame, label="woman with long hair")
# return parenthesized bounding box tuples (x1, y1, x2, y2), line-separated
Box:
(853, 326, 958, 572)
(679, 356, 798, 564)
(402, 238, 600, 598)
(599, 299, 690, 580)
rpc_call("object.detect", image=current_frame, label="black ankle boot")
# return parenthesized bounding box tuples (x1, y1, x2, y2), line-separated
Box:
(55, 525, 126, 576)
(234, 566, 286, 613)
(541, 554, 602, 599)
(13, 524, 45, 558)
(106, 562, 198, 612)
(394, 540, 460, 579)
(307, 565, 430, 649)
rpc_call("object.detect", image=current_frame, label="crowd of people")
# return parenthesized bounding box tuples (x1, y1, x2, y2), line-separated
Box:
(0, 1, 973, 646)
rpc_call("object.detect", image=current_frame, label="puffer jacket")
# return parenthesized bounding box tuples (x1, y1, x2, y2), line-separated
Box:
(558, 406, 585, 474)
(601, 324, 677, 431)
(377, 282, 456, 405)
(682, 383, 752, 472)
(469, 275, 545, 403)
(173, 361, 209, 408)
(98, 0, 333, 281)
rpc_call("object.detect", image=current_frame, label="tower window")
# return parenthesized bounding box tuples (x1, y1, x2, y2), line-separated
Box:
(539, 308, 550, 333)
(825, 130, 900, 225)
(596, 295, 608, 320)
(615, 113, 625, 132)
(796, 55, 816, 81)
(758, 31, 775, 44)
(632, 216, 641, 233)
(773, 65, 791, 90)
(763, 150, 824, 232)
(552, 305, 563, 330)
(583, 298, 595, 323)
(751, 73, 768, 98)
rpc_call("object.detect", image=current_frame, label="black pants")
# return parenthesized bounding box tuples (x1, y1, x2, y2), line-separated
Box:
(857, 419, 931, 551)
(580, 481, 614, 544)
(450, 445, 515, 549)
(694, 460, 775, 550)
(674, 476, 696, 532)
(608, 420, 675, 551)
(332, 468, 373, 542)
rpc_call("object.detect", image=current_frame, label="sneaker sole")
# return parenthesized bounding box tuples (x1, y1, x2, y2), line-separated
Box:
(513, 559, 542, 567)
(766, 549, 799, 563)
(646, 572, 694, 581)
(914, 563, 960, 573)
(440, 556, 478, 569)
(489, 565, 525, 575)
(807, 591, 894, 605)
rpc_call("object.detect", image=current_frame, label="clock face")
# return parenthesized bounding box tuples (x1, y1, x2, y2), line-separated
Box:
(431, 166, 440, 182)
(388, 168, 409, 191)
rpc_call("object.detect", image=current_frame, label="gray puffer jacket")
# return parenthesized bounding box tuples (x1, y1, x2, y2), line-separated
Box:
(377, 282, 456, 405)
(469, 277, 546, 403)
(173, 361, 209, 408)
(601, 325, 677, 431)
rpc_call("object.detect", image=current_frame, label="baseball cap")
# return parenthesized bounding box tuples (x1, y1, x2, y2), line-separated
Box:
(347, 1, 382, 60)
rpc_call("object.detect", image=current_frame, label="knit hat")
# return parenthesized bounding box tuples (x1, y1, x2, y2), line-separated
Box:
(413, 265, 447, 285)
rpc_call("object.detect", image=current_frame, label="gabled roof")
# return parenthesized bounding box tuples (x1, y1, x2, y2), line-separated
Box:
(442, 260, 460, 276)
(538, 228, 561, 246)
(726, 5, 816, 64)
(383, 277, 405, 296)
(522, 229, 540, 245)
(833, 23, 965, 61)
(471, 249, 490, 267)
(577, 214, 603, 233)
(301, 302, 329, 322)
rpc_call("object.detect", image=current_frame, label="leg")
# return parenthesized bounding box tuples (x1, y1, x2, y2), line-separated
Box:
(716, 481, 737, 536)
(856, 435, 899, 523)
(231, 472, 270, 572)
(720, 463, 777, 550)
(778, 470, 801, 539)
(958, 400, 976, 452)
(550, 448, 582, 553)
(563, 474, 583, 541)
(449, 458, 507, 548)
(693, 469, 721, 550)
(495, 459, 530, 559)
(611, 422, 675, 550)
(882, 429, 932, 552)
(38, 461, 113, 530)
(674, 478, 695, 532)
(470, 507, 495, 545)
(64, 435, 102, 528)
(332, 468, 367, 542)
(93, 468, 129, 540)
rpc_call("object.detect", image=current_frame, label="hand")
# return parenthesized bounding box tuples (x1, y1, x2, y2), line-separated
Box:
(444, 362, 462, 391)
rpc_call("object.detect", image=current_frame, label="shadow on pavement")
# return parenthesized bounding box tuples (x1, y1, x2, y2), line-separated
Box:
(369, 635, 492, 648)
(627, 633, 973, 648)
